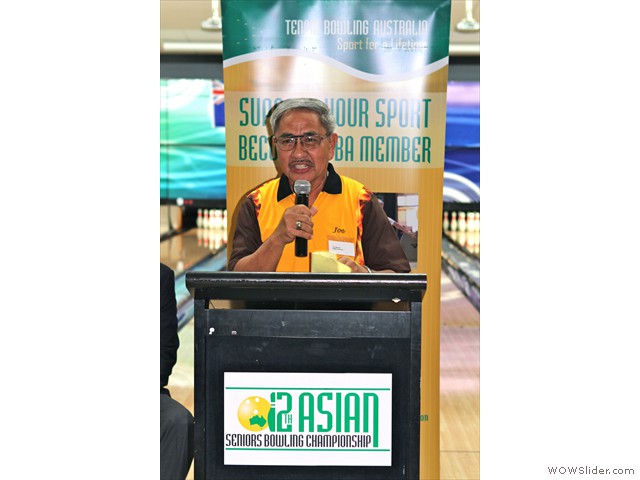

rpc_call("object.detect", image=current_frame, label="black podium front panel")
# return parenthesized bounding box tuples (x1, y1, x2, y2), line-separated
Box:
(195, 307, 420, 480)
(188, 272, 426, 480)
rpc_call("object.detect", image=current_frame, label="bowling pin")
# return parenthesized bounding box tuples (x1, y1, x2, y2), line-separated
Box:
(196, 208, 203, 228)
(458, 231, 467, 250)
(442, 211, 450, 231)
(458, 211, 466, 232)
(214, 229, 224, 250)
(197, 226, 203, 246)
(466, 212, 475, 232)
(210, 209, 217, 229)
(450, 211, 458, 231)
(467, 231, 476, 250)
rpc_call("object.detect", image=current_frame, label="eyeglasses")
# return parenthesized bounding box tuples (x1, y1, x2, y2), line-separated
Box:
(273, 134, 329, 151)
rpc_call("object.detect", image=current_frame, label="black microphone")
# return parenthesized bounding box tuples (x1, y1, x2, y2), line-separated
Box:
(293, 180, 311, 257)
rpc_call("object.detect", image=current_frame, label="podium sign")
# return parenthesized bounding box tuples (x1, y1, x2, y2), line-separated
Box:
(187, 272, 426, 480)
(224, 372, 392, 466)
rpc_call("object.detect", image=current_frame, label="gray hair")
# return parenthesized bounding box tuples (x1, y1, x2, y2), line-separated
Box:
(269, 98, 336, 135)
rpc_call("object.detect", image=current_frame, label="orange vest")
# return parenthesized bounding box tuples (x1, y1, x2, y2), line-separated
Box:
(252, 176, 369, 272)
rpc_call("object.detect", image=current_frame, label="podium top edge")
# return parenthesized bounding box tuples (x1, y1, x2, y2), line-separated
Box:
(186, 271, 426, 298)
(186, 271, 425, 284)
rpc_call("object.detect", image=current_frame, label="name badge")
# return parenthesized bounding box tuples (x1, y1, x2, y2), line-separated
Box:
(328, 240, 355, 257)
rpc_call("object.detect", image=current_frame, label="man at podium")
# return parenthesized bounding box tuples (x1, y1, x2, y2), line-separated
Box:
(228, 97, 410, 274)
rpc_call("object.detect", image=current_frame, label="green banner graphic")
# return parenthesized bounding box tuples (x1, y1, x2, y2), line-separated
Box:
(222, 0, 451, 78)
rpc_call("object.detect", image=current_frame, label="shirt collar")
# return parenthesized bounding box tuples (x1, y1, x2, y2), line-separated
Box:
(277, 163, 342, 201)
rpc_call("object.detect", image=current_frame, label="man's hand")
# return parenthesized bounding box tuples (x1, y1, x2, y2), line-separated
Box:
(337, 256, 370, 273)
(274, 205, 318, 245)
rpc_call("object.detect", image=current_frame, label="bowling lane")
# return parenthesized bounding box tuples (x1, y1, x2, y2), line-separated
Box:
(161, 224, 229, 328)
(161, 227, 228, 277)
(441, 208, 480, 259)
(445, 230, 480, 260)
(441, 207, 480, 311)
(441, 233, 479, 311)
(160, 204, 229, 273)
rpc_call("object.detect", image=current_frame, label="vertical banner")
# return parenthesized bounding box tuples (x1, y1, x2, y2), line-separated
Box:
(221, 1, 451, 477)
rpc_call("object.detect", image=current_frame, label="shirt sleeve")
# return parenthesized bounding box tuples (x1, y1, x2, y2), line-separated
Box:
(361, 193, 412, 273)
(227, 197, 262, 271)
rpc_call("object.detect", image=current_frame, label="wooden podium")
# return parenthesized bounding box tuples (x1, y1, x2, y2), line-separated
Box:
(186, 272, 427, 480)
